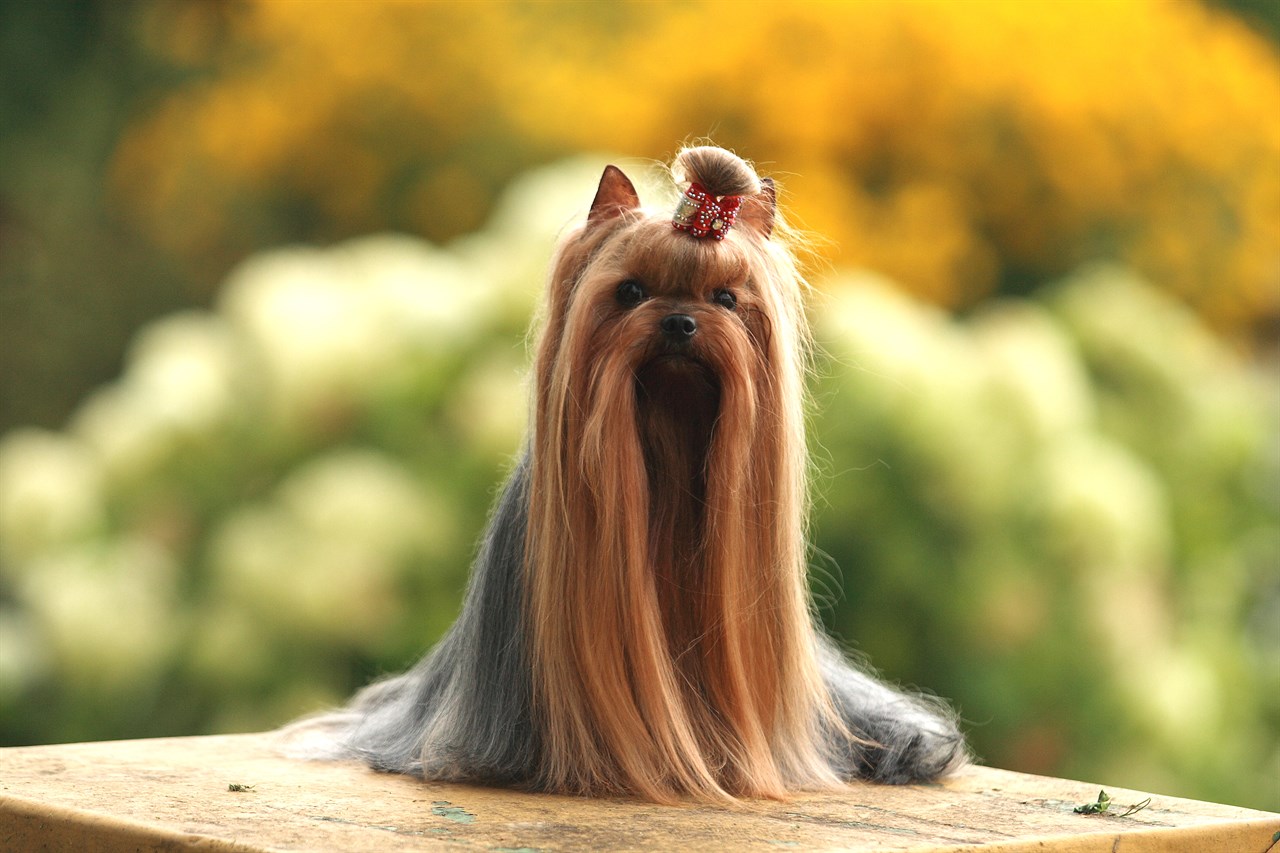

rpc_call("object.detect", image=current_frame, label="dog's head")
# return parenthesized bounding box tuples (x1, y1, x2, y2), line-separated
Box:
(532, 148, 808, 481)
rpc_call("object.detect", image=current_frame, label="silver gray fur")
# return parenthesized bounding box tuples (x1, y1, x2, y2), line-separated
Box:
(283, 451, 967, 789)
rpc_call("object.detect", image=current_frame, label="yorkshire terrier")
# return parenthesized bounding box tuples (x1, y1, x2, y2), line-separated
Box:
(285, 146, 965, 802)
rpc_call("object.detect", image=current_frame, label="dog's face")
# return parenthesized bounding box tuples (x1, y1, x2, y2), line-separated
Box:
(572, 222, 771, 437)
(536, 167, 792, 488)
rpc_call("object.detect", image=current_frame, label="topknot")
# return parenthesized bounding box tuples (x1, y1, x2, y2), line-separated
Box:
(672, 146, 762, 198)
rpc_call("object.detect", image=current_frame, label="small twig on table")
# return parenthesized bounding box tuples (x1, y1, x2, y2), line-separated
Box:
(1073, 789, 1151, 817)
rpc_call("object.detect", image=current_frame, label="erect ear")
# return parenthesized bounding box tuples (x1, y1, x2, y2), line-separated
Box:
(738, 177, 776, 238)
(587, 165, 640, 225)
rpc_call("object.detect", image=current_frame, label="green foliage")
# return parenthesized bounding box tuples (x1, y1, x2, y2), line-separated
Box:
(0, 160, 1275, 811)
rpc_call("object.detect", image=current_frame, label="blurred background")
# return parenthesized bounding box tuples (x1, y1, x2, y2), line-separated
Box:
(0, 0, 1276, 811)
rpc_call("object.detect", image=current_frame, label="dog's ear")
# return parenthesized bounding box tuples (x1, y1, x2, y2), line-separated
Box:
(588, 165, 640, 225)
(738, 177, 775, 238)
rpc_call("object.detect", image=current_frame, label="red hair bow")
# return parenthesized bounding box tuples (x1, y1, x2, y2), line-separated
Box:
(672, 182, 742, 241)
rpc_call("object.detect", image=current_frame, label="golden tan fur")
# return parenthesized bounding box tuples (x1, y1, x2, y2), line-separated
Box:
(526, 148, 841, 802)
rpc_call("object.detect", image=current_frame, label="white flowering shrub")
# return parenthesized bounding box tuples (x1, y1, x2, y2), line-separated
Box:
(0, 157, 610, 738)
(810, 268, 1277, 807)
(0, 163, 1274, 809)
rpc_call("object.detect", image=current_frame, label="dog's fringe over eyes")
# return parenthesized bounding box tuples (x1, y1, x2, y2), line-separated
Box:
(279, 145, 967, 804)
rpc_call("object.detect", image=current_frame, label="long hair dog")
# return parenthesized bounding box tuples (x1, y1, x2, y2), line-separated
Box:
(285, 146, 965, 803)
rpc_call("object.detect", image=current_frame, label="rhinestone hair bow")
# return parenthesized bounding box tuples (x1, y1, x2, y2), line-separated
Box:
(672, 182, 742, 241)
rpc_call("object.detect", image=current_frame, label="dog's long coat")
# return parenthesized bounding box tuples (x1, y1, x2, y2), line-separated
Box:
(286, 147, 965, 803)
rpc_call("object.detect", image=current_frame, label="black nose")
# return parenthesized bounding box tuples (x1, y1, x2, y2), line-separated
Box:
(660, 313, 697, 340)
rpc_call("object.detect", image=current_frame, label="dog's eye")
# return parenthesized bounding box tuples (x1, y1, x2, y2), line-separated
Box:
(712, 289, 737, 311)
(615, 279, 646, 308)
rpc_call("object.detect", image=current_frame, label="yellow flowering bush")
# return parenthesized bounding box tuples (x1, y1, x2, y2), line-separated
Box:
(113, 0, 1280, 334)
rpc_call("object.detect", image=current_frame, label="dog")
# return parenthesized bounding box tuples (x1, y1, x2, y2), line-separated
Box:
(284, 145, 965, 803)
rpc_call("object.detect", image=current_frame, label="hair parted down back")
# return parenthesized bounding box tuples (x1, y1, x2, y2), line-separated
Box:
(280, 144, 966, 804)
